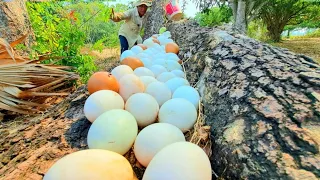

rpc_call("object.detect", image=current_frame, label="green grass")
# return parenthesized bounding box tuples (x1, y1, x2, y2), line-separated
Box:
(271, 37, 320, 64)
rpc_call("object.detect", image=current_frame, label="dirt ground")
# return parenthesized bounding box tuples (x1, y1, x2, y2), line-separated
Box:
(272, 37, 320, 63)
(0, 48, 127, 180)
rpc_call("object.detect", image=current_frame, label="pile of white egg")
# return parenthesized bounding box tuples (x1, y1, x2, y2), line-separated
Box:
(43, 30, 211, 180)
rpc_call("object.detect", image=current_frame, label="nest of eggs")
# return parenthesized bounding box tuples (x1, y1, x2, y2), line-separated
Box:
(123, 104, 211, 179)
(121, 70, 212, 180)
(44, 32, 213, 180)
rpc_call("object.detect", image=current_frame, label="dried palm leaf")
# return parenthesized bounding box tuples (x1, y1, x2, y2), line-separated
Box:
(0, 38, 15, 63)
(0, 33, 28, 50)
(0, 91, 48, 107)
(9, 33, 29, 48)
(0, 36, 80, 115)
(0, 102, 34, 115)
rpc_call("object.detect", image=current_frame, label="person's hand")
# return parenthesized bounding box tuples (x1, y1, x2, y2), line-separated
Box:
(109, 8, 124, 22)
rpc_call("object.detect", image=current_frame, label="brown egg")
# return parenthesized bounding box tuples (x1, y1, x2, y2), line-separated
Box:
(87, 72, 119, 94)
(137, 44, 147, 50)
(152, 38, 160, 45)
(121, 57, 144, 70)
(165, 42, 179, 54)
(178, 60, 183, 64)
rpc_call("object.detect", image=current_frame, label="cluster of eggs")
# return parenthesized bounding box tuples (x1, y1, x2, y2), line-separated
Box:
(43, 31, 212, 180)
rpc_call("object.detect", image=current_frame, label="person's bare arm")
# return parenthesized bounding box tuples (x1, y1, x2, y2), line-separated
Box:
(110, 8, 132, 22)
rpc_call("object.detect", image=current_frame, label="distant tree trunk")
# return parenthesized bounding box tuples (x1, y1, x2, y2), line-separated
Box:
(266, 23, 286, 42)
(235, 0, 246, 34)
(0, 0, 33, 55)
(228, 0, 248, 34)
(229, 0, 237, 25)
(143, 0, 166, 40)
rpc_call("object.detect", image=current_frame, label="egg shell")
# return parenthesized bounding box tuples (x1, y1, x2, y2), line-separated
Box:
(143, 48, 154, 56)
(140, 58, 153, 68)
(155, 53, 167, 60)
(87, 109, 138, 155)
(166, 53, 180, 61)
(152, 58, 166, 67)
(172, 86, 200, 109)
(156, 72, 176, 82)
(111, 65, 134, 81)
(131, 45, 143, 54)
(165, 77, 190, 94)
(171, 69, 185, 78)
(137, 44, 148, 50)
(134, 123, 185, 167)
(43, 149, 135, 180)
(139, 76, 158, 89)
(84, 90, 124, 123)
(134, 67, 155, 77)
(145, 81, 171, 106)
(120, 50, 135, 62)
(136, 53, 149, 59)
(125, 93, 159, 128)
(121, 57, 144, 70)
(158, 98, 197, 132)
(119, 74, 145, 101)
(87, 72, 119, 94)
(148, 65, 168, 77)
(163, 60, 182, 71)
(143, 38, 156, 48)
(142, 142, 212, 180)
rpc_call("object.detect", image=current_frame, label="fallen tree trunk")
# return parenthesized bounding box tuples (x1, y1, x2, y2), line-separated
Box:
(143, 0, 166, 40)
(166, 21, 320, 179)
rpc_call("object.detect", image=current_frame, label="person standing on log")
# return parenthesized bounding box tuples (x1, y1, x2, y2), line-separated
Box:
(110, 0, 152, 54)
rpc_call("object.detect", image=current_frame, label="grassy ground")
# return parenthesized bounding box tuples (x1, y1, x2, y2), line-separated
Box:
(80, 46, 120, 71)
(272, 37, 320, 63)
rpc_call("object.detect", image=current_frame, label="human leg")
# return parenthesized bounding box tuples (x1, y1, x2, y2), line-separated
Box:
(119, 35, 129, 54)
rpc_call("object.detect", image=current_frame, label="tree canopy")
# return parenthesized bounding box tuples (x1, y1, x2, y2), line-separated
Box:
(260, 0, 320, 42)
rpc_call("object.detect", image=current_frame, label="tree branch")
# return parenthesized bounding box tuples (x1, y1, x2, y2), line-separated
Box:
(287, 3, 311, 22)
(247, 1, 268, 23)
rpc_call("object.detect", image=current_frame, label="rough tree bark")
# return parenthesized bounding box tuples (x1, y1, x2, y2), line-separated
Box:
(166, 20, 320, 179)
(227, 0, 248, 34)
(143, 0, 166, 40)
(0, 0, 33, 54)
(235, 0, 246, 34)
(229, 0, 237, 26)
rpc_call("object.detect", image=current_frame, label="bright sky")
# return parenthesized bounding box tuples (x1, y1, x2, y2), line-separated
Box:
(106, 0, 200, 18)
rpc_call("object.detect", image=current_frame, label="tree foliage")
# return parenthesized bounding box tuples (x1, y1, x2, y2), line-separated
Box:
(67, 2, 127, 46)
(26, 1, 126, 82)
(284, 4, 320, 31)
(26, 1, 97, 82)
(192, 0, 267, 33)
(260, 0, 320, 42)
(194, 5, 233, 27)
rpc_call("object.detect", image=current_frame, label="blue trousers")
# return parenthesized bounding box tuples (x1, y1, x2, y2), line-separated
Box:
(119, 35, 137, 54)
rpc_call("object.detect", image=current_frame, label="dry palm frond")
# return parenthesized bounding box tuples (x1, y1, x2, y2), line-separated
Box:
(0, 35, 80, 115)
(0, 38, 16, 63)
